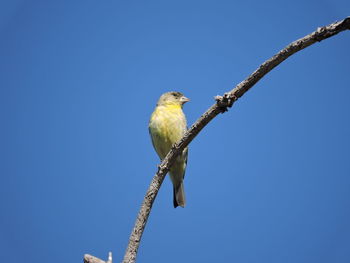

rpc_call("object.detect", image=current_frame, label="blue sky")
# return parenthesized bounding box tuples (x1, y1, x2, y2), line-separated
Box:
(1, 1, 350, 262)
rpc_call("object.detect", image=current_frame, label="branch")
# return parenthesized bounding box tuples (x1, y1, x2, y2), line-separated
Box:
(84, 252, 112, 263)
(85, 17, 350, 263)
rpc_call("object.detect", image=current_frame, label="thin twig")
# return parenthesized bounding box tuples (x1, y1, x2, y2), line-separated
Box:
(85, 17, 350, 263)
(107, 252, 113, 263)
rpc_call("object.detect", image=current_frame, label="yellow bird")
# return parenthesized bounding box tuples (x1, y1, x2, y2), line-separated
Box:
(149, 92, 189, 208)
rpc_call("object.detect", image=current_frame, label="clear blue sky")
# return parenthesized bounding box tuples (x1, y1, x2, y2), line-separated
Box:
(1, 1, 349, 262)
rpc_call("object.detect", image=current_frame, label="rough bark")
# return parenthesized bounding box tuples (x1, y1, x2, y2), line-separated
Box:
(84, 17, 350, 263)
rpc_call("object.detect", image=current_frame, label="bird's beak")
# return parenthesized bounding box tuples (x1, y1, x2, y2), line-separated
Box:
(180, 96, 190, 104)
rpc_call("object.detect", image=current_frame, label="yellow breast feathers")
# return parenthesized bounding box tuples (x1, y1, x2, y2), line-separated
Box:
(149, 104, 187, 159)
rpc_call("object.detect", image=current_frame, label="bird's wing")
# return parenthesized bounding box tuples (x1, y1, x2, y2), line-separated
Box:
(182, 146, 188, 179)
(148, 126, 158, 156)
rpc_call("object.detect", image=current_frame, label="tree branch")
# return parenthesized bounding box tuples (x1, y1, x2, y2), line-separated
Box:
(84, 252, 112, 263)
(85, 17, 350, 263)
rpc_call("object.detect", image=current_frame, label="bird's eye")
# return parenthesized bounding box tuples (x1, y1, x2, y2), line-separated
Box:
(171, 92, 181, 98)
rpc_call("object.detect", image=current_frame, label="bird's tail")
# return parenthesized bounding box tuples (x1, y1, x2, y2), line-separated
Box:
(173, 182, 186, 208)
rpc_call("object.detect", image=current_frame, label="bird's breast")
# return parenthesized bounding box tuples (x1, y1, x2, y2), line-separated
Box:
(149, 105, 187, 158)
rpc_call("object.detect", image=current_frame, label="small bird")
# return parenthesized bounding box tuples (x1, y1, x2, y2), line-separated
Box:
(149, 91, 189, 208)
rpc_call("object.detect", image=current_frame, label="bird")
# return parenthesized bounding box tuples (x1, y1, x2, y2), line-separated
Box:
(149, 91, 189, 208)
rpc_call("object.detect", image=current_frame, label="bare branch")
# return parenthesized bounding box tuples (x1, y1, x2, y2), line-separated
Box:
(85, 17, 350, 263)
(84, 252, 112, 263)
(122, 16, 349, 263)
(84, 254, 105, 263)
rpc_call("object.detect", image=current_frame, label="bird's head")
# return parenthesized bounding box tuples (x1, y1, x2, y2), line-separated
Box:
(157, 91, 190, 107)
